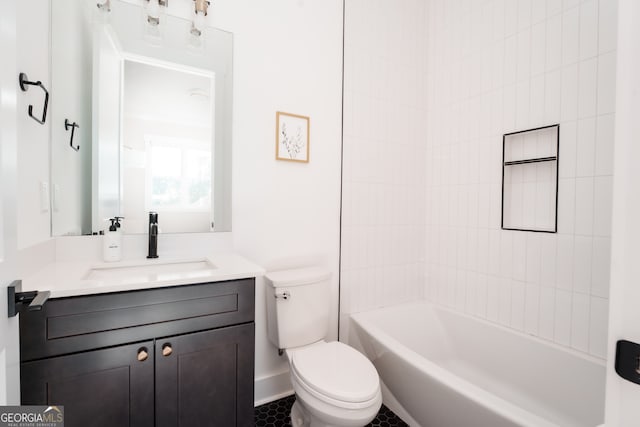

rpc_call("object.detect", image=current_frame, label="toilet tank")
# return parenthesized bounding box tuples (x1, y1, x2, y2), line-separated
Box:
(265, 267, 332, 350)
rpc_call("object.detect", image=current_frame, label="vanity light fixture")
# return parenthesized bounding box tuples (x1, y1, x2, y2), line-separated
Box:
(145, 0, 168, 26)
(96, 0, 111, 12)
(191, 0, 210, 37)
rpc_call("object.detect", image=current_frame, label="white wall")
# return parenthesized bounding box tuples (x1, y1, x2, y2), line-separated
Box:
(216, 1, 344, 402)
(340, 0, 429, 325)
(50, 0, 92, 236)
(15, 0, 344, 405)
(424, 0, 617, 360)
(0, 0, 22, 404)
(605, 0, 640, 423)
(17, 0, 52, 249)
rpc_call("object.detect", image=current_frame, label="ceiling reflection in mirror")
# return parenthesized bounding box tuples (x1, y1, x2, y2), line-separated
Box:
(50, 0, 232, 236)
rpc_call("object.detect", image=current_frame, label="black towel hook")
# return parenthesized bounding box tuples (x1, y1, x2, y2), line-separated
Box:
(19, 73, 49, 125)
(65, 119, 80, 151)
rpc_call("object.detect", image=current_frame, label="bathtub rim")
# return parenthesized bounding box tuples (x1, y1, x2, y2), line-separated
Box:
(351, 300, 606, 367)
(350, 300, 606, 427)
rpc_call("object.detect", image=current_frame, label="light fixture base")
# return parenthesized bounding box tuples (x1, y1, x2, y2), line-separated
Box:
(145, 0, 169, 7)
(194, 0, 210, 16)
(96, 0, 111, 12)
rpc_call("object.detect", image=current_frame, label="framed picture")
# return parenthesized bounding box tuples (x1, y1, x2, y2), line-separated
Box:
(276, 111, 310, 163)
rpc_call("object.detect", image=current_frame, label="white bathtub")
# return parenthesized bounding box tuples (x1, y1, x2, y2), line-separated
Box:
(349, 302, 606, 427)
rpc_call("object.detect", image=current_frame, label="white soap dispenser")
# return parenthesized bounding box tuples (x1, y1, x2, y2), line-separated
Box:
(103, 216, 124, 262)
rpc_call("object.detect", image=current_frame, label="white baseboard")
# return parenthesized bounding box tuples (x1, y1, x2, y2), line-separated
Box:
(254, 370, 293, 407)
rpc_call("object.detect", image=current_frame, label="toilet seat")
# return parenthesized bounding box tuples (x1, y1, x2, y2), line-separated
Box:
(289, 341, 380, 409)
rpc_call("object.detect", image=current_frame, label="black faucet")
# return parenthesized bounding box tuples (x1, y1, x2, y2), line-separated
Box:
(147, 211, 159, 259)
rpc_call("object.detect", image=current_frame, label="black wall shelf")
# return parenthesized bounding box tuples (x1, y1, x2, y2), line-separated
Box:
(501, 124, 560, 233)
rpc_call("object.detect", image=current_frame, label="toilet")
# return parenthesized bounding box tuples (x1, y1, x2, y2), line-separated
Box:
(265, 267, 382, 427)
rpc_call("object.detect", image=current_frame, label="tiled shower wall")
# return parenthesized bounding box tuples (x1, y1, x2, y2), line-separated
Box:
(341, 0, 429, 315)
(424, 0, 617, 358)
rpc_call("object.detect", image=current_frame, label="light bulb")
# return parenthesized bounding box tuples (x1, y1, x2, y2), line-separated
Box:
(147, 0, 160, 26)
(191, 10, 206, 36)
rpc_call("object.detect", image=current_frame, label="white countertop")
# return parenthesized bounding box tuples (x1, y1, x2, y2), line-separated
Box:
(21, 253, 265, 298)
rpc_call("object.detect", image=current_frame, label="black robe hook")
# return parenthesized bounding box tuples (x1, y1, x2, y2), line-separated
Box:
(65, 119, 80, 151)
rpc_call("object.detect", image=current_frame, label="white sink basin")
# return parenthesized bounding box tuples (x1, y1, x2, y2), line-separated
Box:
(83, 259, 217, 286)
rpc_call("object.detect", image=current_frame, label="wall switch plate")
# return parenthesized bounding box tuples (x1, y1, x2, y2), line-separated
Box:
(40, 181, 50, 212)
(615, 340, 640, 385)
(53, 184, 60, 212)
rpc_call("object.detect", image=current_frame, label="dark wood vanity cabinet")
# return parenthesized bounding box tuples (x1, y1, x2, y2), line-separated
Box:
(22, 341, 155, 427)
(19, 278, 255, 427)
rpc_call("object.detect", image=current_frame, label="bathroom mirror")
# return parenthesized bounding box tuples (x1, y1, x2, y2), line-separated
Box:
(50, 0, 232, 236)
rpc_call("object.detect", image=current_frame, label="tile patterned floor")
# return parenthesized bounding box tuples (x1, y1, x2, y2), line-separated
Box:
(255, 394, 408, 427)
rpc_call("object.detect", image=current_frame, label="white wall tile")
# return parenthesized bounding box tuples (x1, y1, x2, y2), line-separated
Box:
(531, 23, 547, 75)
(516, 80, 531, 128)
(557, 178, 576, 233)
(511, 280, 526, 330)
(513, 233, 527, 281)
(465, 271, 478, 314)
(526, 233, 541, 283)
(505, 0, 519, 37)
(561, 64, 579, 121)
(595, 113, 615, 175)
(504, 35, 518, 86)
(576, 117, 596, 176)
(532, 0, 547, 24)
(554, 289, 572, 345)
(500, 232, 514, 278)
(573, 235, 593, 294)
(589, 296, 609, 358)
(598, 0, 618, 54)
(597, 51, 617, 115)
(561, 8, 580, 65)
(593, 176, 613, 236)
(455, 270, 467, 311)
(375, 0, 618, 360)
(539, 286, 556, 340)
(477, 228, 489, 274)
(476, 274, 489, 318)
(591, 237, 611, 298)
(556, 234, 574, 291)
(540, 233, 558, 286)
(498, 277, 512, 326)
(571, 292, 591, 352)
(342, 0, 427, 315)
(517, 29, 532, 82)
(518, 0, 532, 31)
(545, 14, 563, 71)
(578, 58, 598, 119)
(487, 276, 501, 322)
(525, 283, 540, 334)
(544, 69, 562, 122)
(559, 121, 577, 178)
(574, 177, 594, 235)
(530, 74, 545, 124)
(579, 0, 599, 60)
(563, 0, 580, 11)
(547, 0, 563, 17)
(503, 84, 517, 130)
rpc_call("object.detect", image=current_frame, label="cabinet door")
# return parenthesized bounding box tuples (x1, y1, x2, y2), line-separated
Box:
(156, 323, 255, 427)
(21, 341, 154, 427)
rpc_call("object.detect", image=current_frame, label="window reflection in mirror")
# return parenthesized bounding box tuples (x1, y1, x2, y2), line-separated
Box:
(121, 60, 214, 233)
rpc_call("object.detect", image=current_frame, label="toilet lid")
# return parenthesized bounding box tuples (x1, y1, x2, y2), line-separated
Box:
(290, 342, 379, 403)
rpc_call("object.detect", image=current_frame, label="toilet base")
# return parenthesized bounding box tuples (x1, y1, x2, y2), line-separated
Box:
(289, 393, 381, 427)
(290, 400, 308, 427)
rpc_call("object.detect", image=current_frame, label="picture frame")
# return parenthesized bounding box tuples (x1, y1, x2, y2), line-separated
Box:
(275, 111, 310, 163)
